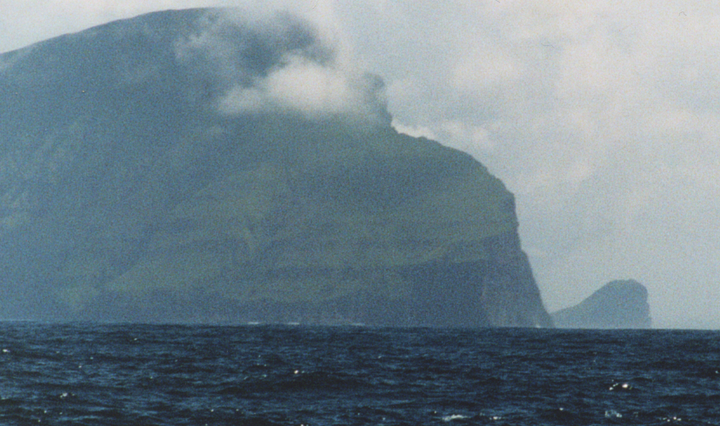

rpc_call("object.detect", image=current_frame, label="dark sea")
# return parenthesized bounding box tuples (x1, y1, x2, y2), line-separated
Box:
(0, 324, 718, 425)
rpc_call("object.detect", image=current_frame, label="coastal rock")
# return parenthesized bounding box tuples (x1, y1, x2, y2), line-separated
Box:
(0, 8, 552, 327)
(552, 280, 651, 329)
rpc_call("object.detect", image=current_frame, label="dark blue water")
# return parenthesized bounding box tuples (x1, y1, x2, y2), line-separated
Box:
(0, 324, 718, 425)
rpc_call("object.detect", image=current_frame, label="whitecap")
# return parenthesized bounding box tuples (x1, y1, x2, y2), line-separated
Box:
(605, 409, 622, 418)
(608, 382, 633, 391)
(442, 414, 469, 422)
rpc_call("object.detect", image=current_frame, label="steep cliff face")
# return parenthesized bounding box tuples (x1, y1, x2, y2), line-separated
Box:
(0, 8, 552, 327)
(552, 280, 651, 329)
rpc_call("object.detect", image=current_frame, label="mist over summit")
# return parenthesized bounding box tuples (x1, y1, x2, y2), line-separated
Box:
(1, 8, 389, 127)
(0, 8, 550, 326)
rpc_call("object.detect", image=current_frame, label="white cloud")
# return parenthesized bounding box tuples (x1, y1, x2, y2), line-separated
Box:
(219, 55, 363, 118)
(172, 8, 388, 125)
(391, 120, 437, 140)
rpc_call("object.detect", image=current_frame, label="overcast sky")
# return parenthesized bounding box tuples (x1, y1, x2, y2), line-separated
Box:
(2, 1, 719, 328)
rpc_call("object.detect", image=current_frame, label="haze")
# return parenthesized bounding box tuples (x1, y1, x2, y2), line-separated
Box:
(1, 0, 717, 329)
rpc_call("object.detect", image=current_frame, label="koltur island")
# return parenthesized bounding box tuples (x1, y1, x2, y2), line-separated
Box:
(0, 8, 552, 327)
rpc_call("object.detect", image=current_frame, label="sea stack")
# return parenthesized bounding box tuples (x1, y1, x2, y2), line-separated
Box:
(552, 280, 652, 329)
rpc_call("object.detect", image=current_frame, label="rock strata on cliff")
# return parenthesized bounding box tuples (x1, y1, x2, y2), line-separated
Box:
(552, 280, 651, 329)
(0, 8, 552, 327)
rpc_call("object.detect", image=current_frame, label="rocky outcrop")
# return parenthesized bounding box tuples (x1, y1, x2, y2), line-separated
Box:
(0, 8, 552, 327)
(552, 280, 651, 329)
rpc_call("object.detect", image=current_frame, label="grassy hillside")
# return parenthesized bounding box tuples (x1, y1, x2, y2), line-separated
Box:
(0, 9, 549, 326)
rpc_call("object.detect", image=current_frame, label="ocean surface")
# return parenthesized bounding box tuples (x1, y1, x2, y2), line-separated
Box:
(0, 324, 718, 425)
